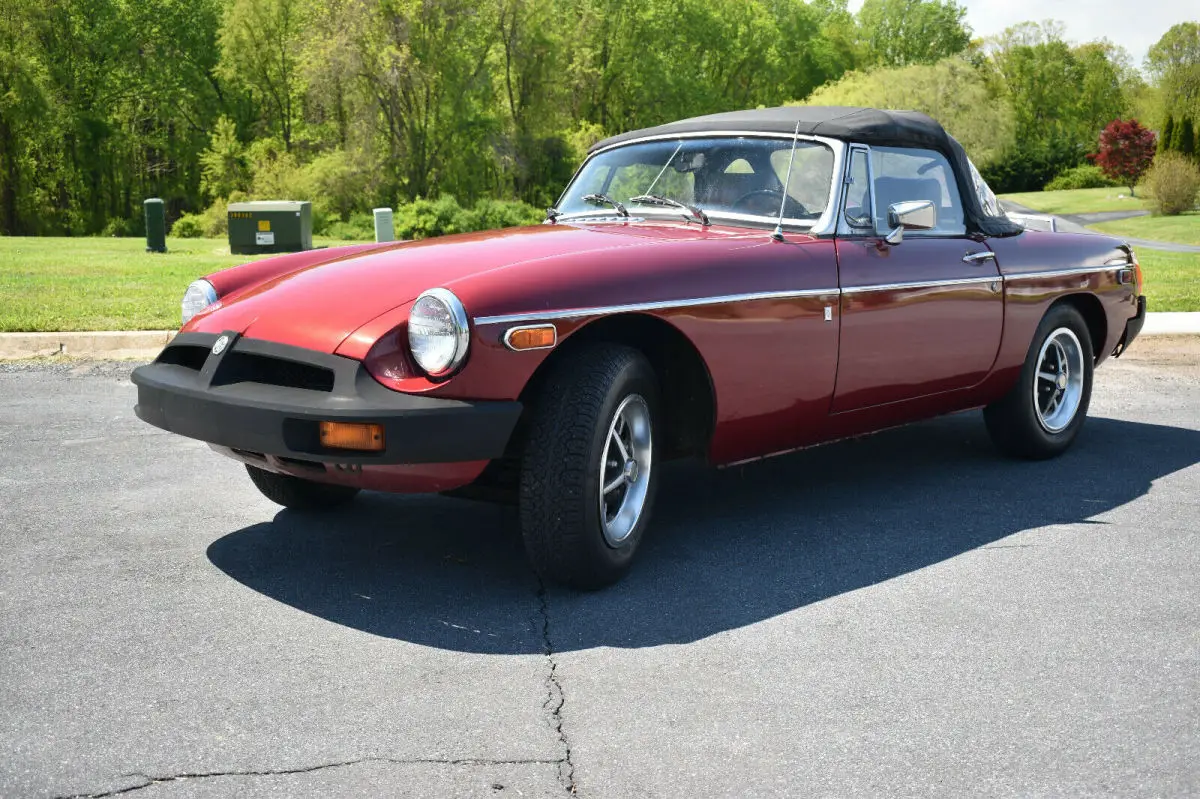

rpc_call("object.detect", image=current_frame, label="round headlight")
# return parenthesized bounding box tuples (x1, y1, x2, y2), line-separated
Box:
(408, 288, 470, 377)
(181, 279, 218, 324)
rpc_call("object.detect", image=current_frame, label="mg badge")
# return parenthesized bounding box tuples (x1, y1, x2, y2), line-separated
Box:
(212, 335, 230, 355)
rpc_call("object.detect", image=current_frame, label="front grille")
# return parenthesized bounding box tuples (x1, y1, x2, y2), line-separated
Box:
(211, 351, 335, 392)
(157, 344, 209, 371)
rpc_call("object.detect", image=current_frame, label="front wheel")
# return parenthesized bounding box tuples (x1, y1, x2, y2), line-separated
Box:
(245, 464, 360, 510)
(519, 344, 660, 589)
(984, 304, 1094, 460)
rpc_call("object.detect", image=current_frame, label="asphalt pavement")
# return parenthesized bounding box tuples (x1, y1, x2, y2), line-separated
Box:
(2, 340, 1198, 798)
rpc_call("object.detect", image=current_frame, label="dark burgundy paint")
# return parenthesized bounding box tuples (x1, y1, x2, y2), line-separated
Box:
(189, 221, 1140, 491)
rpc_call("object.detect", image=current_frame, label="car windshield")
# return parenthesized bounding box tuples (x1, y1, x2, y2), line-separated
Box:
(557, 137, 835, 228)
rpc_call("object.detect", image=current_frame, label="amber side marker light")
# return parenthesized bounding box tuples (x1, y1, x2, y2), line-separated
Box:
(505, 324, 557, 351)
(319, 421, 385, 452)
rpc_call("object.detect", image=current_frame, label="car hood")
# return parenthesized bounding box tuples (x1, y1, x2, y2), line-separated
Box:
(186, 222, 752, 352)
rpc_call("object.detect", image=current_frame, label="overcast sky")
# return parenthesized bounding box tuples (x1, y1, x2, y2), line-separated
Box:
(845, 0, 1196, 68)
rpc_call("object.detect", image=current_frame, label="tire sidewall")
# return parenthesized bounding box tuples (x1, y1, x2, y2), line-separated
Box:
(578, 355, 661, 573)
(1015, 305, 1095, 454)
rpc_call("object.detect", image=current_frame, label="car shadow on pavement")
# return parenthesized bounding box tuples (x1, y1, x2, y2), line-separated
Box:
(207, 412, 1200, 654)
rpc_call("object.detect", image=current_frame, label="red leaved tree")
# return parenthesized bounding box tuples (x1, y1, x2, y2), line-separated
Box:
(1088, 119, 1157, 196)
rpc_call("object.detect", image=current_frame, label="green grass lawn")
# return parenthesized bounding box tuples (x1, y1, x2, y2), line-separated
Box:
(1091, 213, 1200, 246)
(0, 236, 353, 332)
(1138, 250, 1200, 313)
(1000, 187, 1149, 215)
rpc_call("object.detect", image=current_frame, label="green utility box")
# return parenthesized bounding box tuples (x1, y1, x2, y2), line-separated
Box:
(227, 201, 312, 255)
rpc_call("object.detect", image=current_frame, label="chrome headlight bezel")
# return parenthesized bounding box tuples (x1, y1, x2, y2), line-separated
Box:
(181, 279, 218, 325)
(407, 288, 470, 378)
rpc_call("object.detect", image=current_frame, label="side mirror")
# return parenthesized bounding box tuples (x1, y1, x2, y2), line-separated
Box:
(884, 200, 936, 245)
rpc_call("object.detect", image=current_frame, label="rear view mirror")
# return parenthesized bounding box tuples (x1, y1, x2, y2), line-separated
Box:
(884, 200, 936, 245)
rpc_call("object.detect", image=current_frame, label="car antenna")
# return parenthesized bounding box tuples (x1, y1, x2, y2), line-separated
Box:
(772, 121, 802, 242)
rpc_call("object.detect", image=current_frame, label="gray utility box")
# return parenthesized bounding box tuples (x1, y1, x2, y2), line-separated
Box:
(228, 201, 312, 255)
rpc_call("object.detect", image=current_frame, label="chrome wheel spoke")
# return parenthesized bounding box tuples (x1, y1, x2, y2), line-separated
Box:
(611, 428, 630, 461)
(597, 395, 653, 548)
(603, 474, 626, 495)
(1032, 327, 1085, 434)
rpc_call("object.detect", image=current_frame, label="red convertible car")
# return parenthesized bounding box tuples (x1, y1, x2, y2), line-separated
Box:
(133, 106, 1146, 588)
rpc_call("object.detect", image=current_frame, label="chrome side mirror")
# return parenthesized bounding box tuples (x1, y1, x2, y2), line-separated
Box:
(884, 200, 936, 245)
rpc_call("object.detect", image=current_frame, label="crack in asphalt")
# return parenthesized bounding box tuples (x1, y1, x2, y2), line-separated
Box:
(537, 580, 578, 795)
(54, 757, 566, 798)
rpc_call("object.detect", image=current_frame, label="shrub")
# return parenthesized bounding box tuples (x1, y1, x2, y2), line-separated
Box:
(169, 199, 229, 239)
(198, 198, 229, 237)
(1144, 152, 1200, 216)
(460, 199, 544, 231)
(394, 196, 470, 241)
(979, 142, 1086, 194)
(391, 196, 544, 241)
(102, 216, 142, 237)
(322, 212, 376, 241)
(170, 213, 205, 238)
(1044, 164, 1120, 191)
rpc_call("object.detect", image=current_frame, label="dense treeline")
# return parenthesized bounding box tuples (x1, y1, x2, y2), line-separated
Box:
(0, 0, 1194, 237)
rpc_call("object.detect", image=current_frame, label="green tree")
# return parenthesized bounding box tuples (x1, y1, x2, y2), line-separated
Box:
(0, 0, 54, 234)
(1161, 115, 1176, 152)
(1179, 117, 1196, 159)
(200, 116, 249, 199)
(804, 57, 1014, 165)
(1146, 23, 1200, 123)
(856, 0, 971, 68)
(219, 0, 307, 152)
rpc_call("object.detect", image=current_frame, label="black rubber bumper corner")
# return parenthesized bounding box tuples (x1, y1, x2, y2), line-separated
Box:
(131, 333, 522, 465)
(1113, 295, 1146, 358)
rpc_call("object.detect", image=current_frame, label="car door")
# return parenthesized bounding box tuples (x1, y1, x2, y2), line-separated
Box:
(832, 145, 1003, 413)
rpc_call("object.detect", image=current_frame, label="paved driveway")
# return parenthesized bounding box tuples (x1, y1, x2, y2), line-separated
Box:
(2, 340, 1198, 797)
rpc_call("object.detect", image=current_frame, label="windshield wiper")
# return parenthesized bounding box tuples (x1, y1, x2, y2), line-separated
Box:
(581, 193, 629, 217)
(629, 194, 709, 226)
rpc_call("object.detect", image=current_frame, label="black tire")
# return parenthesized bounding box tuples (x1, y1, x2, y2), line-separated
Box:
(245, 464, 360, 510)
(984, 304, 1094, 460)
(519, 344, 660, 590)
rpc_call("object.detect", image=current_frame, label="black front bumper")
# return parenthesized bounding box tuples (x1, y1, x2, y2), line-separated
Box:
(1113, 295, 1147, 358)
(132, 332, 522, 465)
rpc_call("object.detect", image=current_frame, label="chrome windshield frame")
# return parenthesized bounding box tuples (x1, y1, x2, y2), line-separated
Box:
(552, 131, 847, 237)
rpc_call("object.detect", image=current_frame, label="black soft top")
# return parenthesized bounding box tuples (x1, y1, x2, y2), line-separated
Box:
(589, 106, 1022, 237)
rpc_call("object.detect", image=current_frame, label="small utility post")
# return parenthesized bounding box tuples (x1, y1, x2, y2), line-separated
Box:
(144, 198, 167, 253)
(374, 207, 395, 243)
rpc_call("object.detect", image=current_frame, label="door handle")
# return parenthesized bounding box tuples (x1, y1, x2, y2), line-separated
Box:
(963, 251, 996, 264)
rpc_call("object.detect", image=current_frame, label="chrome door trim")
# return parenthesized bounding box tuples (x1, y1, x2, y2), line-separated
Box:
(474, 288, 841, 326)
(840, 276, 998, 295)
(1003, 265, 1126, 281)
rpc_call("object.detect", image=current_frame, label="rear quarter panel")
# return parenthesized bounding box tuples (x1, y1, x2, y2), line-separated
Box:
(978, 230, 1139, 402)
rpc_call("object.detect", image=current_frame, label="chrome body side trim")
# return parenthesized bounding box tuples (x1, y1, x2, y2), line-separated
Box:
(841, 276, 996, 295)
(1003, 265, 1127, 281)
(475, 288, 840, 327)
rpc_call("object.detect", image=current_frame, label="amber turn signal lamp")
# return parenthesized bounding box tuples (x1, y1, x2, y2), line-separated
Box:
(504, 324, 557, 351)
(319, 421, 385, 452)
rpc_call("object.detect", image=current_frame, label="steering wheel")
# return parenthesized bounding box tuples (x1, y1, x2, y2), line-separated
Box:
(731, 189, 808, 217)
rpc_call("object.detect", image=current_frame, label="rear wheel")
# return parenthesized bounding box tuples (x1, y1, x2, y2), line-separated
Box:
(984, 304, 1094, 459)
(519, 344, 659, 590)
(245, 464, 360, 510)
